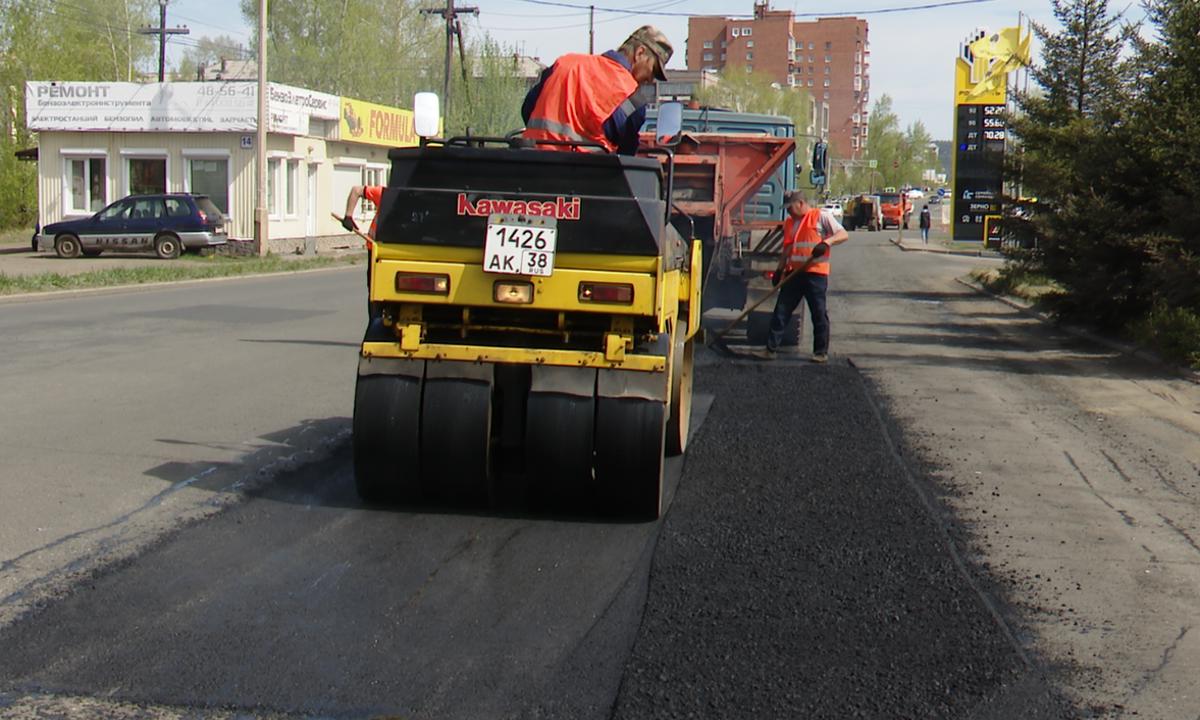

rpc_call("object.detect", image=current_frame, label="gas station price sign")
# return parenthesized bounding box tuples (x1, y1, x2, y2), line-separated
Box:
(952, 103, 1005, 242)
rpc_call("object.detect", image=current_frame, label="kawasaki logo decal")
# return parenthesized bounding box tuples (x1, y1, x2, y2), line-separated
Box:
(456, 194, 581, 221)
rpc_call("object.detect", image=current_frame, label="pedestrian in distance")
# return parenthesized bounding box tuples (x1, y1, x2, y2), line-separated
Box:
(919, 203, 932, 244)
(766, 191, 850, 363)
(522, 25, 673, 155)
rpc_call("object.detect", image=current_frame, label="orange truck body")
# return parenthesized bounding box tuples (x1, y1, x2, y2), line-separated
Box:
(877, 192, 912, 229)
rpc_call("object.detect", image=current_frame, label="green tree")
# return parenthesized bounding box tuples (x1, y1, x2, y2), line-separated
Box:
(240, 0, 442, 110)
(694, 69, 813, 129)
(857, 95, 936, 191)
(446, 37, 535, 137)
(0, 0, 156, 227)
(694, 70, 814, 186)
(1007, 0, 1142, 328)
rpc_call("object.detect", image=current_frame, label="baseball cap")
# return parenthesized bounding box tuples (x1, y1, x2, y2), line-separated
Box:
(626, 25, 673, 81)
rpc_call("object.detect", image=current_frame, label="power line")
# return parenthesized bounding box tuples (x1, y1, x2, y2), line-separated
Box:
(508, 0, 998, 18)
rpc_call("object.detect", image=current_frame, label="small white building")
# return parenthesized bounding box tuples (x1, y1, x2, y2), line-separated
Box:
(26, 81, 428, 254)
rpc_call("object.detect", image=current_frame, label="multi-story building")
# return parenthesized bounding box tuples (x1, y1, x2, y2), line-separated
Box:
(686, 3, 870, 159)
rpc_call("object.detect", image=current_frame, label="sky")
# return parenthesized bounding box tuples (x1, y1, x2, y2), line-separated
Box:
(161, 0, 1148, 140)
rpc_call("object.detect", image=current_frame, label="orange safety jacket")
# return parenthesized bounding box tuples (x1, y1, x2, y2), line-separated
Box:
(782, 208, 831, 275)
(523, 53, 639, 153)
(363, 185, 384, 239)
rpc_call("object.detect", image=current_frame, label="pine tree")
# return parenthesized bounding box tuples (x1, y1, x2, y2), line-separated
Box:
(1007, 0, 1142, 328)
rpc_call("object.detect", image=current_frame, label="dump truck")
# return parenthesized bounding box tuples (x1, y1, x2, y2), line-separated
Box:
(642, 108, 800, 345)
(351, 113, 699, 519)
(878, 190, 912, 229)
(843, 194, 882, 231)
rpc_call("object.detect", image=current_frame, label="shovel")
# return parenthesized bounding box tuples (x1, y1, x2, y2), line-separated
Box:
(331, 213, 372, 243)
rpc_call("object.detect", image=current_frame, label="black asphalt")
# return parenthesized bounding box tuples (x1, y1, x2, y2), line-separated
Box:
(0, 354, 1076, 718)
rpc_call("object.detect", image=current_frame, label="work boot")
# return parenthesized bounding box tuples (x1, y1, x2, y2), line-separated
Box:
(811, 353, 828, 364)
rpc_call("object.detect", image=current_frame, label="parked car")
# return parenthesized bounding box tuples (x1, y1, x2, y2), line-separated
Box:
(38, 193, 227, 259)
(821, 202, 844, 223)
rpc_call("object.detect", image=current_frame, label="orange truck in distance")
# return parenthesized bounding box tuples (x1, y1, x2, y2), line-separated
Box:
(877, 191, 912, 230)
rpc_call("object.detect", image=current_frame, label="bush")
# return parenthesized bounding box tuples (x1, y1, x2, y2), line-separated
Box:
(1131, 303, 1200, 369)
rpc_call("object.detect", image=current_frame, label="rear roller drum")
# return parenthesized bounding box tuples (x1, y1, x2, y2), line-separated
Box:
(352, 374, 422, 503)
(421, 378, 493, 506)
(525, 393, 595, 508)
(666, 321, 694, 457)
(595, 398, 666, 520)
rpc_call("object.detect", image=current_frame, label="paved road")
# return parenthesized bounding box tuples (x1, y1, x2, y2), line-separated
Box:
(0, 268, 364, 625)
(837, 233, 1200, 718)
(1, 231, 1197, 717)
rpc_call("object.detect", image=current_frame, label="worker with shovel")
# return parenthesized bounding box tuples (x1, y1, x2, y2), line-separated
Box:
(765, 190, 849, 362)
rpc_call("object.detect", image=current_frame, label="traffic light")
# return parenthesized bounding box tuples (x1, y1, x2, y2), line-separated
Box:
(809, 141, 827, 188)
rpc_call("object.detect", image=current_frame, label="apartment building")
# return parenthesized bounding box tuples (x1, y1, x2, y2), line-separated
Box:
(686, 3, 870, 158)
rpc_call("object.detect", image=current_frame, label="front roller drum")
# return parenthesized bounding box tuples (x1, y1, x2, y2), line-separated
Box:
(353, 373, 422, 503)
(595, 398, 666, 520)
(421, 375, 493, 506)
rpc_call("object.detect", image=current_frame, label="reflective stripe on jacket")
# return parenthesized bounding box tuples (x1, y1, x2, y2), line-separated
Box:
(522, 53, 639, 153)
(783, 208, 831, 275)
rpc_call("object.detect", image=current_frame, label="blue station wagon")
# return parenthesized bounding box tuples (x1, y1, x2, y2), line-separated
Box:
(39, 193, 227, 259)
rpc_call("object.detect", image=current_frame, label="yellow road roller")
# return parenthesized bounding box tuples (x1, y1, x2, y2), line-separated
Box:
(353, 116, 699, 519)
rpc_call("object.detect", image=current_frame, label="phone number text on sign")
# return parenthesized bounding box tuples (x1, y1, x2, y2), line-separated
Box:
(484, 216, 557, 277)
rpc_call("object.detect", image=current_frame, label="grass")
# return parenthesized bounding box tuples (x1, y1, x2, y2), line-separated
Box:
(0, 227, 34, 247)
(0, 253, 361, 295)
(968, 264, 1059, 304)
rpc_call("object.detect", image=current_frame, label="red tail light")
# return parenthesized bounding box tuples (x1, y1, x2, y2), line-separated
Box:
(579, 282, 634, 304)
(198, 210, 207, 223)
(394, 272, 450, 295)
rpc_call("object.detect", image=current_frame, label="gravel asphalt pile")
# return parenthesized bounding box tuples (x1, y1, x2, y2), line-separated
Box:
(612, 355, 1077, 719)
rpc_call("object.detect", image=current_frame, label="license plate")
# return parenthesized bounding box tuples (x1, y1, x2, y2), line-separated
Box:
(483, 214, 557, 277)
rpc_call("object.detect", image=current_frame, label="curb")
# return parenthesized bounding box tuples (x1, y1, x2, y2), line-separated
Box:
(0, 261, 362, 304)
(954, 276, 1200, 386)
(888, 236, 1002, 258)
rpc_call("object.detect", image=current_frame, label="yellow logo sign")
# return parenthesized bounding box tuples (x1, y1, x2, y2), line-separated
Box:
(338, 97, 423, 147)
(954, 26, 1030, 105)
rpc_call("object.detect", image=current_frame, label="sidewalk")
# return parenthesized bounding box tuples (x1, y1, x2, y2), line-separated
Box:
(887, 230, 1003, 258)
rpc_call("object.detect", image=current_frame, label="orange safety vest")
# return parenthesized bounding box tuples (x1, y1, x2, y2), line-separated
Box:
(523, 53, 639, 153)
(782, 208, 831, 275)
(364, 185, 384, 239)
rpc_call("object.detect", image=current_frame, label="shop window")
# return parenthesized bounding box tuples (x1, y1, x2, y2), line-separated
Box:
(66, 156, 106, 214)
(187, 157, 229, 214)
(286, 160, 299, 217)
(128, 157, 166, 196)
(267, 158, 280, 218)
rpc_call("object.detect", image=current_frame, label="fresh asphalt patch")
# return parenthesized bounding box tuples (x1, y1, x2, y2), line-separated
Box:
(611, 356, 1077, 719)
(0, 356, 1076, 718)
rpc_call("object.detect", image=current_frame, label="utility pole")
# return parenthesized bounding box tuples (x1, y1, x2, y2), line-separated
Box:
(254, 0, 268, 256)
(589, 6, 594, 53)
(138, 0, 189, 82)
(421, 0, 478, 129)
